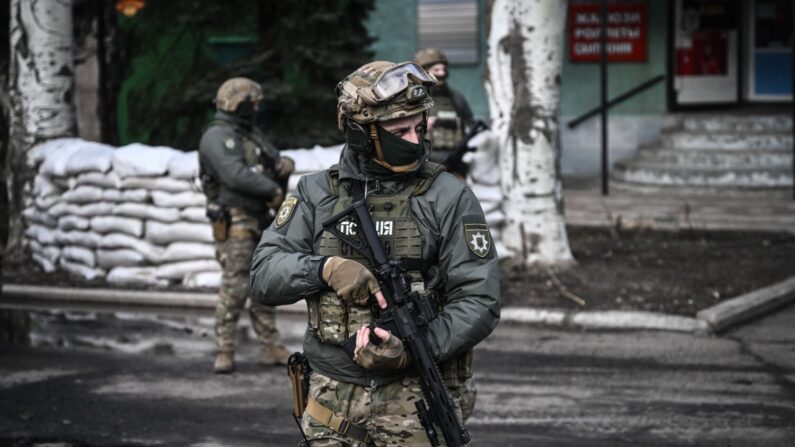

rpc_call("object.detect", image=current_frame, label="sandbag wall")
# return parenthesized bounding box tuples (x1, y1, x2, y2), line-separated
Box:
(23, 133, 508, 288)
(24, 138, 219, 288)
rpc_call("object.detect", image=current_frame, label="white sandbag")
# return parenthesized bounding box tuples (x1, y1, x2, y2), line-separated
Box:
(183, 271, 221, 288)
(470, 184, 503, 203)
(59, 258, 105, 280)
(39, 143, 84, 177)
(287, 175, 301, 194)
(64, 141, 114, 175)
(53, 229, 103, 248)
(112, 203, 180, 223)
(493, 240, 514, 260)
(62, 245, 96, 267)
(150, 190, 206, 208)
(107, 266, 170, 287)
(25, 225, 57, 245)
(73, 171, 121, 189)
(90, 216, 143, 237)
(100, 233, 165, 263)
(479, 200, 501, 214)
(162, 242, 216, 262)
(167, 151, 199, 179)
(179, 207, 208, 222)
(112, 144, 180, 178)
(22, 207, 57, 227)
(485, 210, 505, 226)
(29, 240, 61, 264)
(46, 201, 73, 218)
(101, 189, 123, 202)
(96, 249, 146, 269)
(155, 259, 220, 280)
(281, 144, 342, 173)
(58, 215, 90, 231)
(35, 195, 59, 210)
(145, 221, 213, 244)
(120, 188, 149, 203)
(120, 176, 194, 193)
(61, 185, 104, 204)
(463, 129, 501, 186)
(50, 176, 71, 189)
(33, 174, 62, 197)
(72, 202, 115, 217)
(30, 138, 82, 164)
(32, 253, 57, 273)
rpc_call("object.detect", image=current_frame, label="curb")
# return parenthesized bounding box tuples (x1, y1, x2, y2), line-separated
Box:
(3, 276, 795, 334)
(696, 275, 795, 332)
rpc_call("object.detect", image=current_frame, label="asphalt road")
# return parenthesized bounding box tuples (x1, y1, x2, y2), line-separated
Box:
(1, 303, 794, 447)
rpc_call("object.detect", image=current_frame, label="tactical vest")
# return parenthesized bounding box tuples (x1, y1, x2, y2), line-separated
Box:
(429, 93, 464, 152)
(199, 120, 280, 200)
(306, 162, 473, 387)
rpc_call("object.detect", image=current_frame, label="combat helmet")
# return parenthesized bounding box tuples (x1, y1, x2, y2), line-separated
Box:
(413, 48, 448, 70)
(336, 61, 437, 172)
(215, 77, 263, 113)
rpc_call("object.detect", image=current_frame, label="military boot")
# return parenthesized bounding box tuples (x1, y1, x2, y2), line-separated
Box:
(260, 344, 291, 366)
(214, 350, 235, 374)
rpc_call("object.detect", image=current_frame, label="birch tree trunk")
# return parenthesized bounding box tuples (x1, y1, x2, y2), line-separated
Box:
(485, 0, 574, 266)
(6, 0, 76, 255)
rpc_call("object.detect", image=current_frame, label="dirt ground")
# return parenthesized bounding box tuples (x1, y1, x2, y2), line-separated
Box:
(502, 227, 795, 316)
(3, 227, 795, 317)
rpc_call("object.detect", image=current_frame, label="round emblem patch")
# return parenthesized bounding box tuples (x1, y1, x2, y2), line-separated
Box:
(224, 138, 236, 150)
(275, 196, 299, 228)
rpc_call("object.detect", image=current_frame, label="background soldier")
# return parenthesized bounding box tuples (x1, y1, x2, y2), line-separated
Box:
(199, 77, 294, 373)
(251, 61, 500, 445)
(414, 48, 476, 178)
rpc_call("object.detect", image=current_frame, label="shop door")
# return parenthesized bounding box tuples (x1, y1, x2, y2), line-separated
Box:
(673, 0, 740, 105)
(747, 0, 792, 101)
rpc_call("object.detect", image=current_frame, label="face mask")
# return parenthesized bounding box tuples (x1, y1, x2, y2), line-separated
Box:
(375, 122, 426, 171)
(235, 100, 258, 126)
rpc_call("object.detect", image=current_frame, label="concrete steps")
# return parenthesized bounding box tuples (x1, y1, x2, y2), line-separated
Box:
(613, 113, 794, 190)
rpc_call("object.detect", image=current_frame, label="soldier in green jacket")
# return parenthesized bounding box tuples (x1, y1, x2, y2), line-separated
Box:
(251, 61, 500, 445)
(199, 77, 294, 373)
(414, 48, 476, 178)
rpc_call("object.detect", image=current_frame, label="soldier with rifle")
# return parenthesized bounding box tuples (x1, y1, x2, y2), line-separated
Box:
(199, 77, 294, 373)
(414, 48, 483, 179)
(251, 61, 500, 445)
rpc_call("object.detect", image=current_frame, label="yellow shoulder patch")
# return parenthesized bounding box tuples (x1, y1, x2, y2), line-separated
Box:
(275, 196, 299, 228)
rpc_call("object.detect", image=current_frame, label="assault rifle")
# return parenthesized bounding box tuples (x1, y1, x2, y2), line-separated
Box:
(321, 180, 470, 447)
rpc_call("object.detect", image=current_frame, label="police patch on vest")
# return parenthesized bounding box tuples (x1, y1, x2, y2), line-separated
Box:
(464, 224, 492, 258)
(275, 196, 299, 228)
(224, 138, 235, 150)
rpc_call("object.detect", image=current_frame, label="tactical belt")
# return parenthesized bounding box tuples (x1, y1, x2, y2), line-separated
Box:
(306, 398, 371, 444)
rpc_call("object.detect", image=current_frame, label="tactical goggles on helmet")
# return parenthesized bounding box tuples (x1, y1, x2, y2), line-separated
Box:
(371, 62, 437, 101)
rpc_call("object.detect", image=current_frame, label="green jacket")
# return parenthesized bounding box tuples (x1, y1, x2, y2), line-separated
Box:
(198, 111, 282, 227)
(250, 149, 501, 387)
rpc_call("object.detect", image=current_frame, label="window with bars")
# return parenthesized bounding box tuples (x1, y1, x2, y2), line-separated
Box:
(418, 0, 479, 64)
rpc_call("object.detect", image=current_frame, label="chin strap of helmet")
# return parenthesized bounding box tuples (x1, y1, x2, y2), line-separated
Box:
(368, 123, 420, 173)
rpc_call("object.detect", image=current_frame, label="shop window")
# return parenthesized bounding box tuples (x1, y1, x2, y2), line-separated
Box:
(418, 0, 479, 64)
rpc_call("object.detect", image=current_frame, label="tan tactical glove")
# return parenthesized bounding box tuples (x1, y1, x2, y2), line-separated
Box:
(354, 328, 409, 370)
(322, 256, 380, 305)
(275, 156, 295, 179)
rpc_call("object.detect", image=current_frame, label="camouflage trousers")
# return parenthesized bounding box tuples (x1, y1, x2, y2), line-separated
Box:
(300, 372, 467, 447)
(214, 216, 276, 351)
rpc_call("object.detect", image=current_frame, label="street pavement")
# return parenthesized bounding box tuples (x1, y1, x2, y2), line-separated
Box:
(1, 303, 794, 447)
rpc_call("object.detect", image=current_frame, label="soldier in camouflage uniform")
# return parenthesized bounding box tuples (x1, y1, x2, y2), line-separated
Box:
(251, 61, 500, 445)
(199, 77, 294, 373)
(413, 48, 475, 178)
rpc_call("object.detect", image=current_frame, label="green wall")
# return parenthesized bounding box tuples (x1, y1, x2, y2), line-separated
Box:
(560, 0, 669, 117)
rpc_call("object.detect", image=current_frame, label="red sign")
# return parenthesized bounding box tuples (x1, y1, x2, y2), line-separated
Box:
(569, 3, 647, 63)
